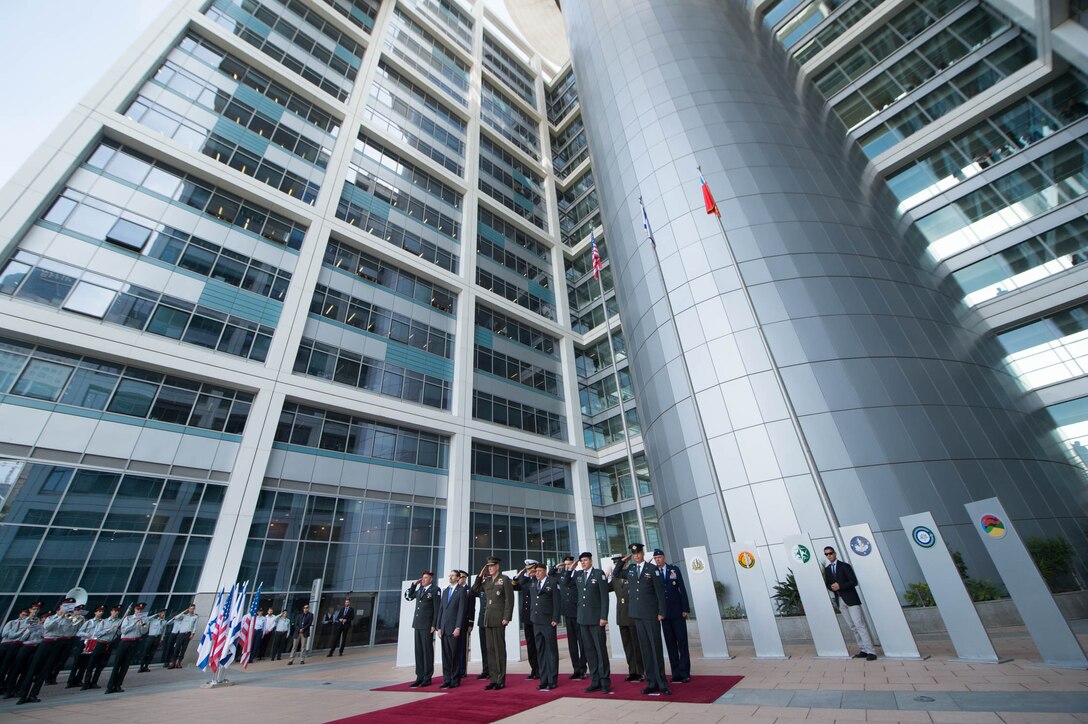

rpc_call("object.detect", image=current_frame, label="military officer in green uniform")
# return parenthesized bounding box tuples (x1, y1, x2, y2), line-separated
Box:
(610, 554, 643, 682)
(471, 556, 513, 690)
(405, 570, 439, 687)
(625, 543, 670, 696)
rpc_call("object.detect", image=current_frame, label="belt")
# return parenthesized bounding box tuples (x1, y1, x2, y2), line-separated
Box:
(21, 643, 38, 647)
(121, 638, 140, 641)
(43, 637, 60, 641)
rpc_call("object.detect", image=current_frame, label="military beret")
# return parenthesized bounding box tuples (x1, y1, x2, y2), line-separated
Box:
(110, 606, 121, 612)
(562, 555, 574, 562)
(578, 551, 592, 560)
(628, 543, 645, 553)
(652, 548, 665, 557)
(134, 602, 147, 609)
(486, 556, 501, 565)
(94, 606, 105, 613)
(29, 602, 42, 608)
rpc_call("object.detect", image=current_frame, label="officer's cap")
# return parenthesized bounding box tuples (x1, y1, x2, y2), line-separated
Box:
(421, 570, 434, 577)
(62, 597, 76, 604)
(611, 554, 623, 562)
(628, 543, 645, 554)
(577, 551, 592, 560)
(134, 602, 147, 610)
(94, 606, 105, 613)
(486, 556, 501, 565)
(652, 548, 665, 557)
(524, 558, 540, 566)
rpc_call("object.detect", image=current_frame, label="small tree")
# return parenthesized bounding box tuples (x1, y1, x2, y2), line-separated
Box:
(1026, 536, 1078, 592)
(773, 571, 804, 616)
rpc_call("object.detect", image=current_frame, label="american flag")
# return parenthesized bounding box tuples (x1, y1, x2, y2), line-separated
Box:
(196, 587, 225, 671)
(240, 582, 262, 668)
(209, 584, 234, 673)
(591, 233, 603, 280)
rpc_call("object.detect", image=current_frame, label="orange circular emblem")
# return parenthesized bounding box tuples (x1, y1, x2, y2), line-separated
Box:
(737, 551, 756, 569)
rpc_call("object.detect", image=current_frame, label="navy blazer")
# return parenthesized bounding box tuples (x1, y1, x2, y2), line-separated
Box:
(659, 563, 690, 619)
(823, 560, 862, 607)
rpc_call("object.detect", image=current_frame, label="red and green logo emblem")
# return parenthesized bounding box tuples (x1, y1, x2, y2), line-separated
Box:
(980, 514, 1006, 539)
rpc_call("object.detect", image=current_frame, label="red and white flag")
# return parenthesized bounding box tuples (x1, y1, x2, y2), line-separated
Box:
(591, 233, 603, 280)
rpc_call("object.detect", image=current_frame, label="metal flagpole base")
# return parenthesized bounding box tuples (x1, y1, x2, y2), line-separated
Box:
(201, 678, 235, 688)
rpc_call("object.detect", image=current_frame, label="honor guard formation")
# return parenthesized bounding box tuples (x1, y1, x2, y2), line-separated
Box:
(0, 598, 200, 706)
(404, 544, 692, 697)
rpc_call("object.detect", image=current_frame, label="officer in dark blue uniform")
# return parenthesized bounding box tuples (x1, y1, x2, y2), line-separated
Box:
(551, 556, 585, 679)
(561, 551, 611, 694)
(652, 548, 691, 683)
(625, 543, 670, 696)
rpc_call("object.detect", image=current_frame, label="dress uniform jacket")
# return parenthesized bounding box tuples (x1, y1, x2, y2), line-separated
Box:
(610, 561, 644, 677)
(528, 575, 560, 688)
(658, 561, 691, 681)
(511, 572, 539, 677)
(471, 571, 514, 686)
(660, 563, 691, 619)
(626, 560, 669, 692)
(407, 582, 440, 630)
(567, 567, 609, 625)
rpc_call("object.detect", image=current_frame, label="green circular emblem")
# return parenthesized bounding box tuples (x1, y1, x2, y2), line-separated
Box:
(792, 544, 811, 564)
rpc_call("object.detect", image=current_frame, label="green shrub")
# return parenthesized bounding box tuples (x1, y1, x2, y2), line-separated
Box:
(722, 604, 746, 619)
(773, 571, 804, 616)
(1026, 536, 1078, 591)
(905, 582, 935, 607)
(951, 550, 969, 580)
(966, 578, 1004, 602)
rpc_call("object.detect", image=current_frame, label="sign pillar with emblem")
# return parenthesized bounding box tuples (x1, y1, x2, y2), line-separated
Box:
(781, 533, 849, 658)
(898, 511, 1004, 663)
(681, 545, 731, 658)
(837, 524, 922, 659)
(730, 541, 786, 659)
(504, 569, 523, 662)
(396, 578, 417, 668)
(965, 498, 1088, 668)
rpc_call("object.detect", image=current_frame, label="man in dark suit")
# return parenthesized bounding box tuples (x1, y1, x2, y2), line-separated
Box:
(511, 560, 540, 680)
(457, 571, 473, 680)
(653, 548, 691, 683)
(286, 604, 314, 664)
(823, 546, 877, 660)
(436, 570, 466, 689)
(626, 542, 670, 696)
(561, 551, 611, 694)
(610, 554, 643, 682)
(405, 572, 439, 686)
(552, 555, 585, 680)
(528, 563, 560, 691)
(327, 598, 354, 657)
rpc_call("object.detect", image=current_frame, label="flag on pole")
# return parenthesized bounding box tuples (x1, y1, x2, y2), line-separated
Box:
(197, 587, 225, 671)
(220, 580, 247, 671)
(700, 172, 720, 217)
(591, 233, 604, 280)
(240, 582, 263, 668)
(210, 583, 235, 673)
(640, 197, 656, 249)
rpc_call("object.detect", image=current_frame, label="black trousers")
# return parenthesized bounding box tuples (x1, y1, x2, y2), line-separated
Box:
(328, 626, 348, 655)
(477, 624, 489, 677)
(86, 642, 112, 686)
(523, 620, 538, 676)
(19, 639, 59, 700)
(634, 618, 667, 691)
(579, 623, 610, 690)
(413, 628, 434, 684)
(160, 633, 175, 664)
(170, 634, 191, 664)
(139, 635, 161, 668)
(0, 643, 20, 690)
(533, 623, 559, 688)
(661, 616, 690, 679)
(106, 639, 140, 691)
(563, 615, 584, 675)
(456, 626, 468, 678)
(47, 637, 76, 683)
(484, 624, 506, 685)
(268, 631, 285, 659)
(619, 623, 644, 676)
(439, 630, 461, 686)
(6, 646, 36, 695)
(68, 651, 91, 686)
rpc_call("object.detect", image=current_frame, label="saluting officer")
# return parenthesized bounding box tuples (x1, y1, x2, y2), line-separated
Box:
(625, 543, 669, 696)
(405, 570, 439, 687)
(610, 554, 644, 682)
(138, 610, 167, 673)
(528, 563, 560, 691)
(511, 560, 540, 680)
(471, 556, 513, 690)
(653, 548, 691, 683)
(167, 603, 198, 669)
(562, 551, 611, 694)
(106, 602, 149, 694)
(551, 555, 585, 680)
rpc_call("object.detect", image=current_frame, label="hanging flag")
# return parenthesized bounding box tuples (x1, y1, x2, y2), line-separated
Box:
(220, 580, 247, 671)
(240, 582, 263, 668)
(700, 173, 721, 217)
(197, 587, 225, 671)
(591, 233, 604, 280)
(640, 197, 656, 249)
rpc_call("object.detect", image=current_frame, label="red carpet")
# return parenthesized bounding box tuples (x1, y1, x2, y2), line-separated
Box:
(325, 673, 743, 723)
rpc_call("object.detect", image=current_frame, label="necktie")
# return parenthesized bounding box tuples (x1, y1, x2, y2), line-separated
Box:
(831, 563, 837, 575)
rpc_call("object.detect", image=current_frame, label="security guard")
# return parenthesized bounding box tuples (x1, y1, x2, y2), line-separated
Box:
(528, 563, 560, 691)
(106, 602, 149, 693)
(405, 570, 439, 687)
(610, 553, 644, 682)
(511, 560, 540, 680)
(625, 542, 670, 696)
(551, 555, 585, 679)
(653, 548, 691, 683)
(471, 556, 513, 690)
(562, 551, 611, 694)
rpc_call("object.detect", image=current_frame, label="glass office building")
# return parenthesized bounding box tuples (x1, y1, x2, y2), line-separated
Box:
(0, 0, 1084, 645)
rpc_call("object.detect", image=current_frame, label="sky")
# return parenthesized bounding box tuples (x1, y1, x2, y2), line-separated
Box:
(0, 0, 172, 187)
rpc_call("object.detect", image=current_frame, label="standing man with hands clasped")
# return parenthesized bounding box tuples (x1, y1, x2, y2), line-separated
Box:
(436, 569, 465, 689)
(471, 556, 513, 691)
(653, 548, 691, 684)
(823, 546, 878, 661)
(562, 551, 611, 695)
(406, 571, 439, 687)
(327, 598, 354, 657)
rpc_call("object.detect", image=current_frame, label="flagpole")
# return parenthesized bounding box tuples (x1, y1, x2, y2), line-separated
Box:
(591, 234, 649, 548)
(640, 197, 735, 544)
(696, 166, 843, 546)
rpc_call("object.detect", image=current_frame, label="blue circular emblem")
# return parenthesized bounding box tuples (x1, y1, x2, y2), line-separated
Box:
(912, 526, 936, 548)
(849, 535, 872, 556)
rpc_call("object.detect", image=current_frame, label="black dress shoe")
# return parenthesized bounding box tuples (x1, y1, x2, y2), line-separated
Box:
(409, 682, 422, 688)
(29, 696, 41, 703)
(583, 684, 601, 693)
(494, 684, 504, 690)
(641, 686, 659, 695)
(537, 684, 547, 690)
(624, 674, 639, 682)
(449, 682, 459, 688)
(327, 652, 333, 657)
(527, 674, 539, 680)
(439, 683, 450, 689)
(484, 683, 496, 690)
(15, 698, 27, 705)
(853, 652, 868, 658)
(602, 687, 612, 695)
(866, 653, 878, 661)
(679, 677, 691, 684)
(421, 680, 432, 686)
(476, 673, 488, 679)
(105, 688, 115, 694)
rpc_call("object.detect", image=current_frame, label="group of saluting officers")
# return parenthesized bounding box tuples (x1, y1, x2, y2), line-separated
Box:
(405, 543, 691, 697)
(0, 598, 200, 706)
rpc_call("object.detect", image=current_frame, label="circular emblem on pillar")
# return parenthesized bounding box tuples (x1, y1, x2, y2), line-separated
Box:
(911, 526, 936, 548)
(737, 551, 756, 569)
(981, 514, 1006, 539)
(791, 544, 811, 564)
(849, 535, 872, 556)
(689, 557, 705, 573)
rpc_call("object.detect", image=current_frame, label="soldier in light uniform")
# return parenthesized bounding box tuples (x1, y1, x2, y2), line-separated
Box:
(106, 602, 149, 693)
(270, 610, 290, 660)
(82, 605, 121, 690)
(625, 543, 669, 696)
(47, 602, 85, 686)
(471, 556, 513, 690)
(68, 606, 104, 687)
(405, 570, 439, 687)
(528, 563, 560, 691)
(167, 603, 198, 668)
(18, 602, 70, 704)
(610, 554, 644, 682)
(0, 610, 28, 689)
(5, 603, 41, 699)
(138, 610, 167, 673)
(561, 552, 611, 694)
(653, 548, 691, 683)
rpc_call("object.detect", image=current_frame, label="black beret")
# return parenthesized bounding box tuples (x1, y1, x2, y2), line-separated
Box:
(652, 548, 665, 557)
(628, 543, 645, 553)
(578, 551, 592, 560)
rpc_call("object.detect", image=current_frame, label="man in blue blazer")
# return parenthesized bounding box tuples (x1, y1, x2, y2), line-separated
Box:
(652, 548, 691, 683)
(436, 569, 466, 688)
